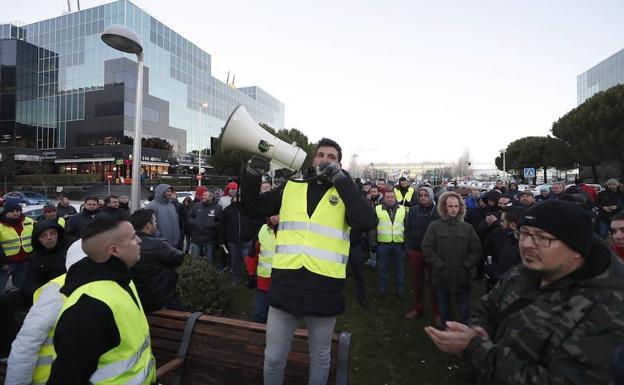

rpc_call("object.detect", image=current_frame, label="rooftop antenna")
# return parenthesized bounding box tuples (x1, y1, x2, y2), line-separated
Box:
(77, 0, 81, 10)
(67, 0, 71, 12)
(226, 71, 230, 85)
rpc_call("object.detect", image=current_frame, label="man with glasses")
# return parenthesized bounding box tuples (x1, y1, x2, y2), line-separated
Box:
(425, 200, 624, 385)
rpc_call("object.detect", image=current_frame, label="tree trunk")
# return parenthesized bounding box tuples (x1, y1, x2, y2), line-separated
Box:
(543, 167, 548, 184)
(591, 163, 599, 183)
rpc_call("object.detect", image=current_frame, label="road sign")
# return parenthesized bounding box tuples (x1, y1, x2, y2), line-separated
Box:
(196, 174, 202, 180)
(523, 168, 536, 178)
(106, 173, 113, 181)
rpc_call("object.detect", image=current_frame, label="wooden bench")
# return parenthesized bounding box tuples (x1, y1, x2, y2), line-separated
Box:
(0, 309, 351, 385)
(150, 309, 351, 385)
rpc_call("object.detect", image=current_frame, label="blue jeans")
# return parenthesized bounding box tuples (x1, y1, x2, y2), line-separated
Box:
(228, 240, 253, 282)
(190, 242, 214, 265)
(254, 289, 270, 324)
(598, 220, 611, 239)
(377, 243, 405, 295)
(436, 286, 471, 329)
(0, 262, 28, 292)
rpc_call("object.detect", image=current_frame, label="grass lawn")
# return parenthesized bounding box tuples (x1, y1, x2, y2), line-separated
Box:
(224, 265, 484, 385)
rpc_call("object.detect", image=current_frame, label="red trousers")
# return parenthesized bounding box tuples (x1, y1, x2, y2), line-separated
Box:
(407, 249, 439, 316)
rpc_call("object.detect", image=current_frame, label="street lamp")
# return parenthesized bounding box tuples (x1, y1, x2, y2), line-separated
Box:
(197, 102, 209, 186)
(499, 149, 507, 183)
(101, 25, 144, 212)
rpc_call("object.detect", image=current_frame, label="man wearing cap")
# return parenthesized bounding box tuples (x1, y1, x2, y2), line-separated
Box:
(0, 200, 35, 291)
(38, 204, 65, 228)
(425, 200, 624, 385)
(596, 179, 624, 239)
(534, 185, 551, 203)
(518, 190, 535, 208)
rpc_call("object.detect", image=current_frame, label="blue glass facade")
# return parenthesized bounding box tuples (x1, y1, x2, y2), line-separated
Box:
(577, 48, 624, 105)
(0, 0, 284, 179)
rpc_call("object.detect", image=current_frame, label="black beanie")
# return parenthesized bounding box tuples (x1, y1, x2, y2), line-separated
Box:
(518, 200, 593, 257)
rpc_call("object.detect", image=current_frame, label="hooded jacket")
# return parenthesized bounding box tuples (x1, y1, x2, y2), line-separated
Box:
(405, 187, 439, 251)
(6, 240, 86, 385)
(146, 184, 180, 247)
(130, 231, 184, 313)
(421, 193, 482, 290)
(21, 220, 72, 300)
(464, 238, 624, 385)
(47, 256, 139, 385)
(241, 168, 378, 317)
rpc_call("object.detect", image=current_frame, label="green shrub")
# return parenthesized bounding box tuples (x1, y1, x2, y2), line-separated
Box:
(176, 255, 232, 315)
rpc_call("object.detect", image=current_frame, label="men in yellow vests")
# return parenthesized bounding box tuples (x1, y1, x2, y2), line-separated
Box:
(242, 138, 377, 385)
(47, 215, 156, 385)
(0, 199, 35, 291)
(6, 239, 87, 385)
(244, 214, 279, 324)
(394, 176, 416, 207)
(37, 205, 66, 228)
(369, 190, 407, 298)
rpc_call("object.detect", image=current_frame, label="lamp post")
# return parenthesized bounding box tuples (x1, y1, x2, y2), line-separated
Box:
(101, 25, 144, 212)
(197, 102, 209, 186)
(499, 149, 507, 183)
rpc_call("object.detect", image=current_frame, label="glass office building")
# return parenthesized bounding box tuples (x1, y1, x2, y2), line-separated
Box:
(577, 48, 624, 105)
(0, 0, 284, 180)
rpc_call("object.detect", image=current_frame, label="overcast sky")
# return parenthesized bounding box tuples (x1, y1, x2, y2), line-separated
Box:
(7, 0, 624, 167)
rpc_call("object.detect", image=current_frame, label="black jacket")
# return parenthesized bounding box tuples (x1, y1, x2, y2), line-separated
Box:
(242, 169, 378, 317)
(221, 200, 264, 244)
(596, 188, 624, 221)
(55, 203, 77, 218)
(186, 199, 223, 244)
(21, 220, 72, 300)
(65, 209, 99, 239)
(405, 204, 439, 251)
(48, 256, 138, 385)
(130, 232, 184, 313)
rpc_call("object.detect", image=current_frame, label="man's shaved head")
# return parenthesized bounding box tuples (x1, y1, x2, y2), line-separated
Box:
(82, 215, 141, 267)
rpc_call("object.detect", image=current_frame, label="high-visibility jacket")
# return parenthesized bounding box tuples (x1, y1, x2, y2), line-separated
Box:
(56, 217, 65, 228)
(257, 224, 275, 278)
(376, 205, 406, 243)
(0, 216, 35, 257)
(31, 274, 67, 385)
(394, 187, 415, 205)
(274, 182, 350, 279)
(56, 280, 156, 385)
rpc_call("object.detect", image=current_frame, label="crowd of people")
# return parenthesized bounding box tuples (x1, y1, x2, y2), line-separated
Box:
(0, 141, 623, 384)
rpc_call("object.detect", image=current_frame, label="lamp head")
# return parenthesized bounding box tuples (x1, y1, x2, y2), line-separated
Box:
(101, 25, 143, 54)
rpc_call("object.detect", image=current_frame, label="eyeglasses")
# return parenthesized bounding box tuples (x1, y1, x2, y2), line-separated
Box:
(515, 230, 557, 248)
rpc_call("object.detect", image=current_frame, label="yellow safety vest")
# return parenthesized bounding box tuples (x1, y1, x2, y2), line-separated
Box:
(0, 217, 35, 256)
(274, 182, 350, 279)
(394, 187, 415, 205)
(376, 205, 406, 243)
(56, 280, 156, 385)
(31, 274, 67, 385)
(257, 224, 275, 278)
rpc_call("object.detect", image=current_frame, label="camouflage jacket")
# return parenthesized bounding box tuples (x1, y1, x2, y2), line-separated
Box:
(464, 238, 624, 385)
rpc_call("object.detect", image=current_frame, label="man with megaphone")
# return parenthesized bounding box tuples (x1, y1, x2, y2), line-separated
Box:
(241, 137, 378, 385)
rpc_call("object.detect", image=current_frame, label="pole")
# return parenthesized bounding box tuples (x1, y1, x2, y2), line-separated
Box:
(502, 151, 506, 183)
(107, 179, 111, 196)
(198, 106, 202, 186)
(130, 52, 143, 213)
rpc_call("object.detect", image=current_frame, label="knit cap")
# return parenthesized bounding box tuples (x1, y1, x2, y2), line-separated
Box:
(518, 200, 593, 257)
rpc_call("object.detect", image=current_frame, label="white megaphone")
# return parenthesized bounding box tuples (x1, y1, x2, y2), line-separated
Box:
(220, 105, 307, 171)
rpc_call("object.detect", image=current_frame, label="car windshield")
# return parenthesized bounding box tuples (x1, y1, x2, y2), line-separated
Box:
(23, 192, 45, 198)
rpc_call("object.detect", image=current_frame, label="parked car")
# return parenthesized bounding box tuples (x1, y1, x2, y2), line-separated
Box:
(3, 191, 51, 205)
(176, 191, 195, 204)
(22, 205, 45, 220)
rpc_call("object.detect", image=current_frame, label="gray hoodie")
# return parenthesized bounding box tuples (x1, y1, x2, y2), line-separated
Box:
(146, 184, 180, 247)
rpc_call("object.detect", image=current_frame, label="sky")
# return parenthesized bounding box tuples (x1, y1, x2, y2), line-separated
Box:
(7, 0, 624, 167)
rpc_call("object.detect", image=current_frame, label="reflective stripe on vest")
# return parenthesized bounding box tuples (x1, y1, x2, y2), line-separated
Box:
(274, 182, 350, 279)
(0, 217, 35, 256)
(57, 280, 155, 385)
(376, 205, 406, 243)
(394, 187, 414, 205)
(32, 274, 67, 385)
(257, 224, 275, 278)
